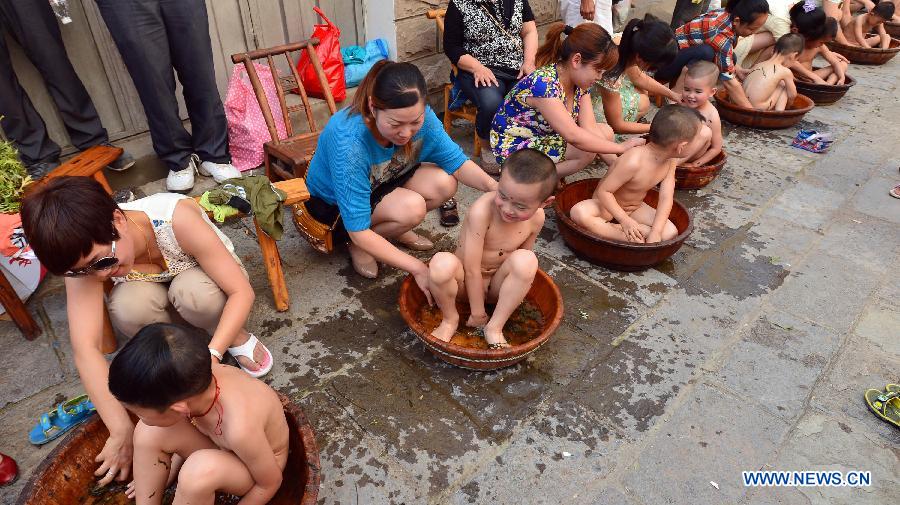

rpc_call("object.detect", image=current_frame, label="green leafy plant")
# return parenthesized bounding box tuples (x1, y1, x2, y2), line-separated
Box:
(0, 140, 33, 214)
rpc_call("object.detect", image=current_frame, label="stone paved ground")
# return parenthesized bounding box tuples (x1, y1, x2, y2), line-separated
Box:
(2, 38, 899, 505)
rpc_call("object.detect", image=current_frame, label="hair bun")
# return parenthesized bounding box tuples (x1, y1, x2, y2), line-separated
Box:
(563, 25, 574, 35)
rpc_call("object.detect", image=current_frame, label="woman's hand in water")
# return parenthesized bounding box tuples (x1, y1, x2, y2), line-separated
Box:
(95, 430, 133, 486)
(473, 63, 499, 88)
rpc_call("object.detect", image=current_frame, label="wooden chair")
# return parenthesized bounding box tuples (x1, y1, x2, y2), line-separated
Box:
(427, 9, 482, 157)
(231, 40, 341, 254)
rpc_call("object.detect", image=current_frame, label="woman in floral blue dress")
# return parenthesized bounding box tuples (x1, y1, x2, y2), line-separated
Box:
(490, 22, 645, 176)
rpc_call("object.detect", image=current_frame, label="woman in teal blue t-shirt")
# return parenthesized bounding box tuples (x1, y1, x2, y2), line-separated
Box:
(306, 61, 497, 296)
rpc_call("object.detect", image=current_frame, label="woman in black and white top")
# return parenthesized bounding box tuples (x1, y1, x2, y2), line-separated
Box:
(443, 0, 539, 171)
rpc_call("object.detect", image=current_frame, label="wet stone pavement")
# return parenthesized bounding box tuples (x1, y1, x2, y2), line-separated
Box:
(3, 62, 900, 505)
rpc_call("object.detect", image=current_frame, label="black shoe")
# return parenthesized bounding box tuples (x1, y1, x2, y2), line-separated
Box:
(25, 160, 60, 179)
(100, 143, 135, 172)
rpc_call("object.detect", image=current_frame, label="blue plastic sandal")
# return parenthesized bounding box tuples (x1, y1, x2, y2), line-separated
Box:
(28, 395, 96, 445)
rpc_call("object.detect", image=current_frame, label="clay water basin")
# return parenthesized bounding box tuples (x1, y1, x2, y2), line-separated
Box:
(553, 178, 692, 271)
(793, 71, 856, 105)
(826, 38, 900, 65)
(16, 394, 320, 505)
(885, 21, 900, 39)
(675, 150, 727, 190)
(714, 89, 814, 129)
(398, 269, 563, 370)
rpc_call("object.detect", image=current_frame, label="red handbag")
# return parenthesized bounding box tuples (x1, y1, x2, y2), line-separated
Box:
(296, 7, 347, 102)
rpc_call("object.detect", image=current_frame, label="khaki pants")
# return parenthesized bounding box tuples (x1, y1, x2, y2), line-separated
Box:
(107, 267, 228, 338)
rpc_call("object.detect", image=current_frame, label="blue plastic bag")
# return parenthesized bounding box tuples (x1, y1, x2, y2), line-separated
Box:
(343, 39, 389, 87)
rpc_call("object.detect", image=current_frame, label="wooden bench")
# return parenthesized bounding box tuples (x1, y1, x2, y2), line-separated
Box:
(2, 145, 122, 347)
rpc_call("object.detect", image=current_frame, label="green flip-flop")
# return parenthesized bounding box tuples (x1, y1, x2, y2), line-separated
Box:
(864, 386, 900, 428)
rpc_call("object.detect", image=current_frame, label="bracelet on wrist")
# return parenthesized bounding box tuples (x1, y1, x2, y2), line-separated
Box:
(209, 348, 224, 361)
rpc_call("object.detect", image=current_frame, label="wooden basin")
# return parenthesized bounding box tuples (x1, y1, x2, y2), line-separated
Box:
(16, 395, 320, 505)
(826, 38, 900, 65)
(886, 21, 900, 40)
(553, 178, 692, 271)
(793, 71, 856, 105)
(714, 89, 814, 129)
(675, 150, 727, 190)
(398, 269, 563, 371)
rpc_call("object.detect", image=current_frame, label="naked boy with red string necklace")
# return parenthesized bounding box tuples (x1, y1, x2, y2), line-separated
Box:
(108, 323, 289, 505)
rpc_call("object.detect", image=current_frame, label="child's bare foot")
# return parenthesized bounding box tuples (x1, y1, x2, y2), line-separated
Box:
(483, 326, 511, 350)
(431, 318, 458, 342)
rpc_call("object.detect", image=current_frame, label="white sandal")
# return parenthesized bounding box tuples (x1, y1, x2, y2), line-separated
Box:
(228, 333, 273, 378)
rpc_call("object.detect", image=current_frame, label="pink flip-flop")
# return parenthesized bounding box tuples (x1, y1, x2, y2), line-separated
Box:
(890, 184, 900, 199)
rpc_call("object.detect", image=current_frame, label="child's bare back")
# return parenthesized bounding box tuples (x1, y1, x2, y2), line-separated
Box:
(743, 62, 796, 110)
(570, 105, 702, 244)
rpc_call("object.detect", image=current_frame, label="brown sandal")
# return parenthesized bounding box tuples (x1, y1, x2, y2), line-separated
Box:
(440, 198, 460, 227)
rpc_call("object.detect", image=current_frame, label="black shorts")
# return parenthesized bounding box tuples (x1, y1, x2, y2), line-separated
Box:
(306, 164, 420, 244)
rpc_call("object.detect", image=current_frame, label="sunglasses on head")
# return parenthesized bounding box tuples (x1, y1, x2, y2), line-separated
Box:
(64, 241, 119, 277)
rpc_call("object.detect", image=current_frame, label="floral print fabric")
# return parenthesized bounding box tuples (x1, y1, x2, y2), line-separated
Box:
(490, 64, 586, 163)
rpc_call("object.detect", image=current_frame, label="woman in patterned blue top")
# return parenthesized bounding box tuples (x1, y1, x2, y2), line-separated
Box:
(490, 23, 646, 177)
(306, 61, 497, 291)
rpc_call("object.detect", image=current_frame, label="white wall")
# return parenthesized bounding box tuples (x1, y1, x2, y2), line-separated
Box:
(363, 0, 398, 59)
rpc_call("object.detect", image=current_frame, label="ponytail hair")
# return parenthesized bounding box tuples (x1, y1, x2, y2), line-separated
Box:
(726, 0, 770, 24)
(789, 1, 828, 41)
(607, 14, 676, 80)
(350, 60, 427, 120)
(535, 22, 618, 71)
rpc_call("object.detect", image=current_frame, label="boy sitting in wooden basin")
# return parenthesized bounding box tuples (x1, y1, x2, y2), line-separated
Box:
(108, 323, 289, 505)
(570, 105, 701, 243)
(428, 149, 557, 349)
(743, 34, 804, 111)
(790, 13, 849, 85)
(844, 1, 895, 48)
(678, 61, 723, 167)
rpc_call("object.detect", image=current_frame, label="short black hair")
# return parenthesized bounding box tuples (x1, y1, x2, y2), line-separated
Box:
(109, 323, 212, 411)
(727, 0, 771, 24)
(873, 1, 895, 20)
(775, 33, 805, 54)
(502, 148, 558, 200)
(648, 105, 703, 147)
(20, 177, 120, 275)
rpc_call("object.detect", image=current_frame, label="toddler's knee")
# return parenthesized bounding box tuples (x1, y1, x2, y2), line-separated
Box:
(429, 252, 459, 282)
(508, 249, 538, 277)
(663, 220, 679, 240)
(177, 454, 217, 493)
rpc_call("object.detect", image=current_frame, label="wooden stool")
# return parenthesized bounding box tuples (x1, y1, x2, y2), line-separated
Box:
(192, 178, 309, 312)
(4, 145, 122, 350)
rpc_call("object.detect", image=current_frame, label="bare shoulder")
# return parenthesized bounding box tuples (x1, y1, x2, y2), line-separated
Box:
(465, 192, 495, 225)
(529, 208, 546, 231)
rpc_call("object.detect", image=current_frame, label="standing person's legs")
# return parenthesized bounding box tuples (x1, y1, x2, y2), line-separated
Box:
(160, 0, 230, 165)
(95, 0, 193, 172)
(4, 0, 108, 151)
(107, 281, 173, 338)
(560, 0, 613, 34)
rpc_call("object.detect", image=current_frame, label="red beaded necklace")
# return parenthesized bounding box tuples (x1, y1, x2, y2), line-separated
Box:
(188, 376, 223, 436)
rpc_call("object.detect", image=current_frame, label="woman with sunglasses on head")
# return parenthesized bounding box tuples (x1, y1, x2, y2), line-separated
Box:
(19, 176, 273, 488)
(490, 22, 645, 175)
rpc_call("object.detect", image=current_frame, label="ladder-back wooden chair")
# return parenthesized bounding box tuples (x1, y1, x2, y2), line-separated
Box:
(231, 40, 341, 254)
(427, 9, 482, 157)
